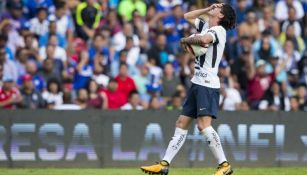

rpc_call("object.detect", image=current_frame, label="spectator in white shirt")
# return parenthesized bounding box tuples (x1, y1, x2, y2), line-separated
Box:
(42, 78, 63, 109)
(29, 7, 49, 37)
(219, 82, 244, 111)
(121, 90, 144, 110)
(39, 34, 67, 64)
(281, 6, 302, 37)
(112, 22, 139, 51)
(275, 0, 304, 21)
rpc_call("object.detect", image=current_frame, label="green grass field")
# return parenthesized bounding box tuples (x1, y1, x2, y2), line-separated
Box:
(0, 168, 307, 175)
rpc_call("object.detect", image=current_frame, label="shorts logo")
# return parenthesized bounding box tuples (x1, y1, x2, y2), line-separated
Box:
(199, 108, 206, 111)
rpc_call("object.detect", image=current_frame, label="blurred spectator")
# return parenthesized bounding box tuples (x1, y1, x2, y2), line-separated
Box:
(249, 0, 267, 18)
(121, 90, 144, 110)
(38, 51, 63, 83)
(229, 35, 253, 62)
(277, 40, 301, 72)
(179, 52, 193, 88)
(39, 20, 66, 48)
(14, 48, 28, 76)
(219, 81, 245, 111)
(238, 10, 260, 41)
(163, 4, 188, 54)
(75, 0, 101, 40)
(0, 75, 22, 109)
(297, 84, 307, 111)
(258, 81, 290, 111)
(73, 51, 93, 90)
(0, 46, 18, 81)
(235, 0, 249, 24)
(156, 0, 182, 14)
(75, 88, 88, 109)
(112, 22, 140, 52)
(279, 24, 305, 54)
(1, 1, 26, 31)
(124, 36, 141, 67)
(86, 79, 107, 109)
(231, 41, 252, 91)
(162, 62, 180, 101)
(115, 63, 137, 101)
(133, 65, 150, 103)
(281, 6, 302, 37)
(29, 7, 49, 37)
(145, 4, 164, 44)
(92, 59, 109, 88)
(166, 91, 182, 110)
(289, 96, 300, 111)
(24, 0, 54, 19)
(146, 57, 163, 93)
(118, 0, 147, 21)
(97, 9, 122, 36)
(147, 33, 173, 67)
(100, 79, 126, 109)
(52, 1, 74, 41)
(0, 33, 14, 60)
(148, 96, 163, 110)
(89, 33, 111, 71)
(39, 34, 67, 64)
(0, 19, 24, 55)
(298, 52, 307, 85)
(131, 10, 148, 50)
(23, 33, 39, 61)
(42, 78, 63, 109)
(258, 6, 280, 38)
(252, 30, 279, 61)
(17, 61, 46, 91)
(275, 0, 304, 21)
(19, 74, 45, 109)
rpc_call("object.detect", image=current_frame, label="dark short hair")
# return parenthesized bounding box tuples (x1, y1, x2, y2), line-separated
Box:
(128, 90, 139, 99)
(219, 4, 236, 30)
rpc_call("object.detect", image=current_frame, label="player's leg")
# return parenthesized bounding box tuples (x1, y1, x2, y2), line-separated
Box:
(162, 115, 193, 163)
(196, 85, 232, 175)
(141, 85, 197, 175)
(140, 115, 193, 175)
(197, 117, 232, 175)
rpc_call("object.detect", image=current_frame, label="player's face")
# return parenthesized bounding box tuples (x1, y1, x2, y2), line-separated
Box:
(208, 6, 223, 18)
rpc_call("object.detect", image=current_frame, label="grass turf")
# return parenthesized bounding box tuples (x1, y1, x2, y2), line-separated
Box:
(0, 168, 307, 175)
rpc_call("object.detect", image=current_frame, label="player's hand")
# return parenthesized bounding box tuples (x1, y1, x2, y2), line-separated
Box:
(209, 3, 223, 10)
(180, 38, 188, 52)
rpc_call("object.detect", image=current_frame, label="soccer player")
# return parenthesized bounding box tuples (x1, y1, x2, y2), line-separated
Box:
(140, 3, 236, 175)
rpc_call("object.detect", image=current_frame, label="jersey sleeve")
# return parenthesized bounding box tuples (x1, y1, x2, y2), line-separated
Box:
(206, 26, 226, 44)
(194, 18, 208, 33)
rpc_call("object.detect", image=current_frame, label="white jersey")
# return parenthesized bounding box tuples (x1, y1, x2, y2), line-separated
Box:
(190, 18, 226, 89)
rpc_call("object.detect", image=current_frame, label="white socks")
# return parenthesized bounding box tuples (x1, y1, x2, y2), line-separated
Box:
(201, 126, 227, 164)
(162, 126, 227, 165)
(162, 127, 188, 164)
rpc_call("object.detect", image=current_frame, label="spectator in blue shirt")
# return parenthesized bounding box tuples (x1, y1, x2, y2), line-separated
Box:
(17, 61, 46, 91)
(235, 0, 249, 24)
(88, 33, 110, 66)
(39, 20, 66, 48)
(24, 0, 54, 19)
(73, 51, 93, 90)
(163, 5, 188, 54)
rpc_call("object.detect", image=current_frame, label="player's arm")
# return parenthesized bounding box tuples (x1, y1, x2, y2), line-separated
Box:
(180, 33, 213, 47)
(183, 3, 223, 25)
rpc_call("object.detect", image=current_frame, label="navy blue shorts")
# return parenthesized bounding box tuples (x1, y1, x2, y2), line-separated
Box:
(182, 83, 220, 119)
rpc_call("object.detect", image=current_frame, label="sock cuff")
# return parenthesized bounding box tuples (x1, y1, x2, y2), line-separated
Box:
(175, 127, 188, 135)
(200, 126, 214, 135)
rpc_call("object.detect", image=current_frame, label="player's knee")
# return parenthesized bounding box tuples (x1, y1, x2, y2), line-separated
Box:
(196, 122, 211, 131)
(175, 116, 190, 130)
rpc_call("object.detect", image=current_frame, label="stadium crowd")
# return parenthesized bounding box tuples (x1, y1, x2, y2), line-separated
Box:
(0, 0, 306, 111)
